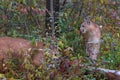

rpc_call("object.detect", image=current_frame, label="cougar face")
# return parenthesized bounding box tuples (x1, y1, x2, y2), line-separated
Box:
(80, 21, 91, 33)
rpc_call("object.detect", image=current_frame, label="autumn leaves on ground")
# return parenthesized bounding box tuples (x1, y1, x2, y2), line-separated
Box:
(0, 0, 120, 80)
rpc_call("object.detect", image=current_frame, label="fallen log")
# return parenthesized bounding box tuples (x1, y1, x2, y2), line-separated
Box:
(79, 64, 120, 80)
(96, 68, 120, 76)
(94, 67, 120, 80)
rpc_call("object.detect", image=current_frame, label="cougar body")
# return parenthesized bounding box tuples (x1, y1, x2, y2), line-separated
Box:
(80, 19, 101, 61)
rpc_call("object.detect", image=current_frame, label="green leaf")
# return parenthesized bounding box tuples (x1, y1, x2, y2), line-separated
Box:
(0, 74, 5, 78)
(23, 0, 26, 5)
(100, 0, 104, 4)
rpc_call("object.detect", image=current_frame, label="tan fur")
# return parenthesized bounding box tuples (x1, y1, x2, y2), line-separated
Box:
(80, 20, 101, 61)
(0, 37, 44, 66)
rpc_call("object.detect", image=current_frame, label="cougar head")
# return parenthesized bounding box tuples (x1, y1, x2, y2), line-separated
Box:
(80, 18, 92, 33)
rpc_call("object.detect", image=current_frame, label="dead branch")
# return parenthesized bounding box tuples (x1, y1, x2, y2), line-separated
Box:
(79, 64, 120, 79)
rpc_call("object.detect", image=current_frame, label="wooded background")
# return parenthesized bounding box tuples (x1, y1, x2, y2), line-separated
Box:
(0, 0, 120, 79)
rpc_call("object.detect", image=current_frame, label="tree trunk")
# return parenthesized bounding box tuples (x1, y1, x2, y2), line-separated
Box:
(45, 0, 59, 37)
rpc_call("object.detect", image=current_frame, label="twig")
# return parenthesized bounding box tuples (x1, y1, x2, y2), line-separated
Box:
(79, 64, 120, 78)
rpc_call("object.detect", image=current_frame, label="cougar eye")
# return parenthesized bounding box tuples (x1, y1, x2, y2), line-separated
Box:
(81, 25, 85, 27)
(87, 21, 90, 25)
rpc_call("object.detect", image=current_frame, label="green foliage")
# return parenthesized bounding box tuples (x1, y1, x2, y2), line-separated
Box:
(0, 0, 120, 80)
(58, 9, 84, 57)
(0, 0, 45, 40)
(57, 0, 120, 79)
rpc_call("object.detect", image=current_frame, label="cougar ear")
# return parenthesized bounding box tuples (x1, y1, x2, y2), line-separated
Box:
(84, 17, 90, 25)
(84, 17, 88, 22)
(87, 20, 90, 25)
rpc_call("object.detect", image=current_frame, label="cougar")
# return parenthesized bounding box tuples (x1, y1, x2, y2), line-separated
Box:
(80, 18, 101, 61)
